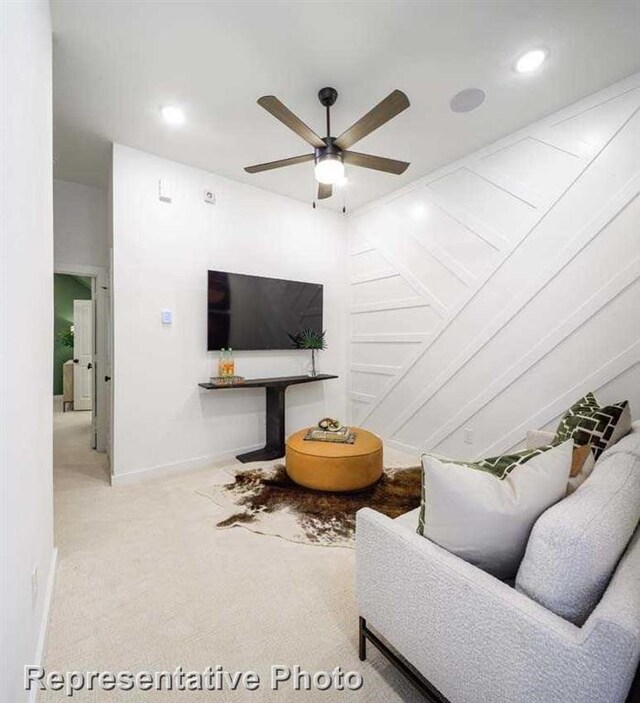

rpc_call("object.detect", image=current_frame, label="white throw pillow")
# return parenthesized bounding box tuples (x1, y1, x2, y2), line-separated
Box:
(419, 440, 573, 579)
(526, 430, 595, 494)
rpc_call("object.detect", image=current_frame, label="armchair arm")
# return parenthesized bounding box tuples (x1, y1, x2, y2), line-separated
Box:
(356, 508, 637, 703)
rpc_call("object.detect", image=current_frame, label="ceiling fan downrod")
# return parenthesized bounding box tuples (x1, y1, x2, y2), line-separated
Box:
(318, 87, 338, 139)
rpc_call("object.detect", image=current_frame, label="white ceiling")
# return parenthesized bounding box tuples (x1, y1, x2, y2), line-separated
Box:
(51, 0, 640, 212)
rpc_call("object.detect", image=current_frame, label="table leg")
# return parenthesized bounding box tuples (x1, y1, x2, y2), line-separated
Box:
(236, 386, 286, 463)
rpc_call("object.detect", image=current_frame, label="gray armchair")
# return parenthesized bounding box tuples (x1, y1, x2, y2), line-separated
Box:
(356, 428, 640, 703)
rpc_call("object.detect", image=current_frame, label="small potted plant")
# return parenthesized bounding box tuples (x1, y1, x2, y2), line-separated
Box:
(289, 328, 327, 377)
(58, 325, 74, 349)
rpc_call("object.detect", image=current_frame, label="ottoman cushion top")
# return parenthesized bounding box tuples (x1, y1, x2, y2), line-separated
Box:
(286, 428, 382, 458)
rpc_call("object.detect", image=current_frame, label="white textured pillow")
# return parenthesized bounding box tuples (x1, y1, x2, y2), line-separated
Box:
(516, 429, 640, 625)
(419, 440, 573, 579)
(526, 430, 596, 493)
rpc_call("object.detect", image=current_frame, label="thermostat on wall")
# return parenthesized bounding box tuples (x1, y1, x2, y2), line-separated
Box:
(159, 179, 172, 202)
(161, 309, 173, 325)
(204, 189, 215, 204)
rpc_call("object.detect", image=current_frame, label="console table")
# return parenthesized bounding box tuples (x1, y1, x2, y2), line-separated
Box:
(198, 374, 338, 463)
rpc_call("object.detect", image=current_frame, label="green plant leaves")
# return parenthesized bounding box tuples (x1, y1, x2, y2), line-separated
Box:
(288, 327, 327, 350)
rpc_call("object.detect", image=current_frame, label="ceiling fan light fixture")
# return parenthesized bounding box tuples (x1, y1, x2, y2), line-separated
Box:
(245, 88, 410, 201)
(314, 154, 344, 185)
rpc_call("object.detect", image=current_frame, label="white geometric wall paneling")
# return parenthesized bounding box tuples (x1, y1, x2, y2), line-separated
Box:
(395, 106, 640, 454)
(346, 74, 640, 458)
(396, 169, 640, 449)
(396, 110, 640, 457)
(484, 339, 640, 458)
(423, 198, 640, 453)
(348, 238, 441, 424)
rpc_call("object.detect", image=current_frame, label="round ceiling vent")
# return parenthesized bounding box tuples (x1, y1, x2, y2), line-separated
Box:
(450, 88, 486, 113)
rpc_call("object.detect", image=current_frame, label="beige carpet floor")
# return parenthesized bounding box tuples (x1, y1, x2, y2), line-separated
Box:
(41, 400, 423, 701)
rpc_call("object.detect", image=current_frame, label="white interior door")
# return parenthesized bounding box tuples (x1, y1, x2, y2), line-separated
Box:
(96, 269, 110, 453)
(73, 299, 93, 411)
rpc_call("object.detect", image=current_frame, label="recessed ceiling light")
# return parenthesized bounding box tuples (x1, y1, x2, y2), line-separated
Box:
(161, 105, 185, 125)
(450, 88, 486, 113)
(515, 48, 548, 74)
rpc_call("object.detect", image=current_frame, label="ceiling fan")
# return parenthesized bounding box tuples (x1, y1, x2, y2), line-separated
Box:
(244, 87, 410, 204)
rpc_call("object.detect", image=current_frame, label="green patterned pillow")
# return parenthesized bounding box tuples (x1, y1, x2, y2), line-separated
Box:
(555, 392, 631, 459)
(417, 443, 557, 535)
(416, 441, 573, 578)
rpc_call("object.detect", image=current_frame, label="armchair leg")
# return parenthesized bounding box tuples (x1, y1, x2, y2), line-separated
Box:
(359, 616, 367, 661)
(357, 615, 450, 702)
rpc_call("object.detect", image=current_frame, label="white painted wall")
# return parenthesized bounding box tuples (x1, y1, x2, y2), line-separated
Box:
(0, 2, 56, 701)
(53, 178, 110, 453)
(53, 178, 108, 269)
(111, 144, 348, 481)
(347, 73, 640, 458)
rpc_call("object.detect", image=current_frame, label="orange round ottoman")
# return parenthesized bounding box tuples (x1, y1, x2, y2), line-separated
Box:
(285, 428, 383, 492)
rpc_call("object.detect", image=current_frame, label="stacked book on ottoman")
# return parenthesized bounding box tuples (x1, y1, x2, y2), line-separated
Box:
(304, 419, 356, 444)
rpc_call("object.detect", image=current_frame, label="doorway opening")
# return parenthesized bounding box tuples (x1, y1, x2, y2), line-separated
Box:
(54, 273, 92, 413)
(53, 266, 111, 461)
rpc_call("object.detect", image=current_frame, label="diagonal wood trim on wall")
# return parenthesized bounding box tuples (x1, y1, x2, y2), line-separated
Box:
(389, 171, 640, 438)
(481, 340, 640, 457)
(421, 251, 640, 450)
(357, 104, 640, 429)
(346, 76, 640, 456)
(351, 297, 432, 315)
(420, 186, 509, 250)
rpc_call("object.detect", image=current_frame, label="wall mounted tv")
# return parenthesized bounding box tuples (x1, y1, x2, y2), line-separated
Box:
(207, 270, 323, 351)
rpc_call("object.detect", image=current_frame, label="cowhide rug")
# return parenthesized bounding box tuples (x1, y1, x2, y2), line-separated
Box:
(197, 462, 421, 548)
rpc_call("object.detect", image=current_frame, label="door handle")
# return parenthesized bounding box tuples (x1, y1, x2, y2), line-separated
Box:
(87, 363, 93, 370)
(105, 375, 111, 382)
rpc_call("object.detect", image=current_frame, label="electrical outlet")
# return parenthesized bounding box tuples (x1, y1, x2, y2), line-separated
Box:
(464, 427, 474, 445)
(31, 564, 38, 608)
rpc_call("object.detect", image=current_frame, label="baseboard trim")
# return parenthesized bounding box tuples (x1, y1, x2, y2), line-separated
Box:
(30, 547, 58, 703)
(110, 443, 266, 486)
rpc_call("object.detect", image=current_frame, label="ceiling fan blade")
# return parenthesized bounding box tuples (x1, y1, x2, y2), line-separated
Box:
(343, 151, 409, 175)
(257, 96, 325, 148)
(334, 90, 410, 150)
(317, 182, 332, 200)
(244, 153, 314, 174)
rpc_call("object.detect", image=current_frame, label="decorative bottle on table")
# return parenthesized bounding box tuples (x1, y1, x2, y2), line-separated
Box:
(219, 348, 228, 378)
(218, 348, 235, 378)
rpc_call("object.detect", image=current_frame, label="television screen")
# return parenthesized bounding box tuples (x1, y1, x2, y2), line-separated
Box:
(207, 270, 323, 351)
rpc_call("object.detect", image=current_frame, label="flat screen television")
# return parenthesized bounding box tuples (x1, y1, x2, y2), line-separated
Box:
(207, 270, 323, 351)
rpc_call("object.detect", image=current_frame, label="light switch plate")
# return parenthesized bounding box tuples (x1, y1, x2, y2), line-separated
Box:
(159, 179, 172, 202)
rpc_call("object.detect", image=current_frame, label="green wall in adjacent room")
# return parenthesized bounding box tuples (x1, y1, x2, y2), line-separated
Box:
(53, 274, 91, 395)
